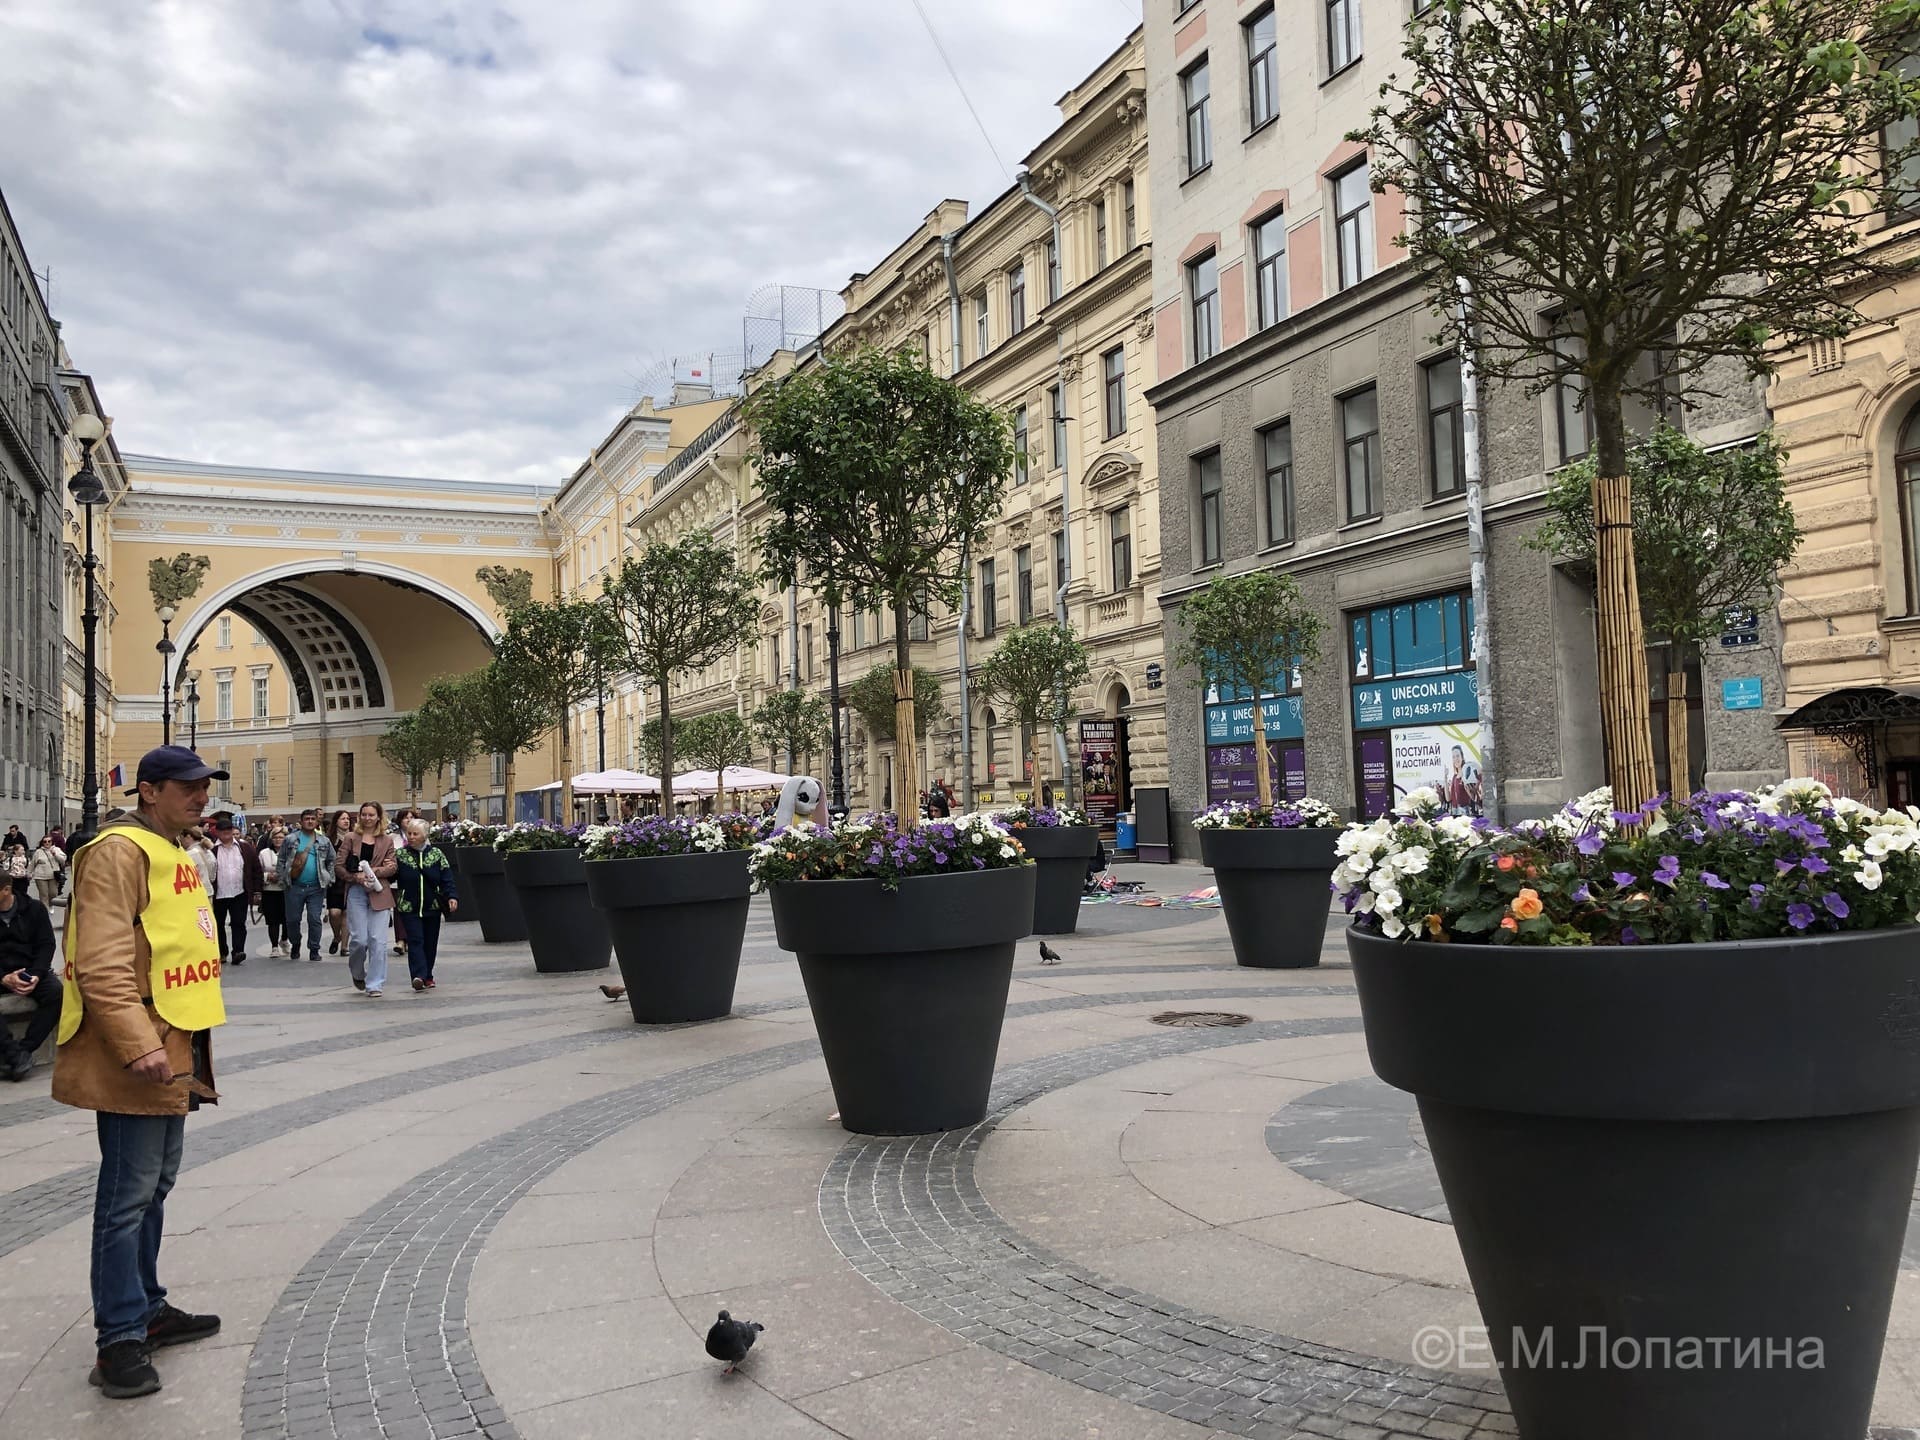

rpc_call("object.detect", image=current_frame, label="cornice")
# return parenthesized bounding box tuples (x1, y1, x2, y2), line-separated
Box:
(113, 489, 546, 537)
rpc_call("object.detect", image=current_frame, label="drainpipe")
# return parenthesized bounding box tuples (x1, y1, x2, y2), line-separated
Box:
(1014, 169, 1077, 805)
(943, 230, 976, 807)
(1459, 280, 1499, 824)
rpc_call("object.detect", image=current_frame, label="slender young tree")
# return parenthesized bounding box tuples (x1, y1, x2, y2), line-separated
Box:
(375, 713, 441, 809)
(1530, 425, 1802, 792)
(447, 661, 552, 821)
(491, 598, 622, 819)
(1361, 0, 1920, 811)
(602, 532, 760, 799)
(846, 665, 947, 742)
(750, 689, 829, 774)
(1172, 572, 1323, 809)
(414, 675, 481, 808)
(978, 623, 1093, 801)
(748, 347, 1013, 828)
(677, 710, 755, 809)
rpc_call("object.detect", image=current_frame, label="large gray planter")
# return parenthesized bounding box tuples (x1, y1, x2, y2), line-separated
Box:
(454, 845, 524, 943)
(503, 848, 610, 973)
(443, 845, 475, 921)
(1349, 924, 1920, 1440)
(770, 865, 1035, 1135)
(1198, 826, 1340, 968)
(585, 850, 750, 1023)
(1011, 825, 1098, 934)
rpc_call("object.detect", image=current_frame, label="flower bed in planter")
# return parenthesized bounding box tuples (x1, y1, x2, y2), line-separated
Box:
(495, 823, 609, 973)
(992, 804, 1096, 934)
(447, 823, 523, 942)
(1194, 798, 1342, 968)
(755, 813, 1035, 1135)
(582, 814, 767, 1023)
(433, 822, 494, 923)
(1337, 781, 1920, 1439)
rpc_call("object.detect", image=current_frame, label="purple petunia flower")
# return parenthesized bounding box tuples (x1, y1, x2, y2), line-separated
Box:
(1612, 871, 1638, 887)
(1801, 855, 1830, 875)
(1653, 855, 1681, 887)
(1575, 829, 1606, 856)
(1570, 882, 1592, 904)
(1699, 871, 1730, 890)
(1822, 892, 1850, 918)
(1786, 902, 1816, 931)
(1749, 883, 1768, 896)
(1775, 858, 1797, 875)
(1620, 925, 1641, 944)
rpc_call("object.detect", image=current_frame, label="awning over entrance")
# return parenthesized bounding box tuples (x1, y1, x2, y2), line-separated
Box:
(1775, 686, 1920, 790)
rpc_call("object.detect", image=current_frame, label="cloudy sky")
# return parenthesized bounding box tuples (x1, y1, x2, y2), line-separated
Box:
(2, 0, 1139, 485)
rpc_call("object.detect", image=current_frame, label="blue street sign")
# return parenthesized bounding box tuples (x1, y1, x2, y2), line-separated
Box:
(1721, 676, 1764, 711)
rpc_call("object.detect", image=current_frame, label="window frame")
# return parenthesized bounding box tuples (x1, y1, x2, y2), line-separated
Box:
(252, 674, 270, 720)
(1182, 57, 1213, 176)
(973, 291, 990, 358)
(1245, 5, 1278, 133)
(1123, 177, 1138, 248)
(1194, 448, 1224, 567)
(1341, 385, 1383, 521)
(1326, 0, 1360, 74)
(1016, 544, 1034, 623)
(1102, 347, 1127, 437)
(1261, 420, 1295, 547)
(1251, 207, 1288, 330)
(1008, 262, 1027, 335)
(1093, 197, 1108, 269)
(1048, 384, 1067, 470)
(1900, 409, 1920, 615)
(1013, 405, 1030, 486)
(1046, 232, 1061, 302)
(978, 557, 998, 638)
(1188, 250, 1221, 364)
(1424, 353, 1466, 498)
(1333, 161, 1374, 290)
(1108, 506, 1133, 592)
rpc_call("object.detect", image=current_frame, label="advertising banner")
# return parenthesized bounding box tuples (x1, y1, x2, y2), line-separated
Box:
(1389, 721, 1486, 816)
(1351, 669, 1479, 729)
(1357, 735, 1393, 818)
(1203, 692, 1306, 745)
(1080, 720, 1122, 827)
(1205, 743, 1306, 806)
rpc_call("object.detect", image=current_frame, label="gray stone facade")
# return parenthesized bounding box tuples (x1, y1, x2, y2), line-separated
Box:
(1148, 265, 1782, 856)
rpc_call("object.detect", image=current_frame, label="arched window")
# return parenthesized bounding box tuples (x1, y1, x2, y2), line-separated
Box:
(1899, 403, 1920, 613)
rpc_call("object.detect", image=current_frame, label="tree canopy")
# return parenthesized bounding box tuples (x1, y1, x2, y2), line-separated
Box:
(751, 688, 829, 771)
(977, 623, 1093, 794)
(677, 710, 755, 772)
(846, 664, 947, 743)
(375, 713, 442, 801)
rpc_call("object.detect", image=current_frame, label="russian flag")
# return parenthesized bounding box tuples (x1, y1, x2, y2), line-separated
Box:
(106, 763, 124, 788)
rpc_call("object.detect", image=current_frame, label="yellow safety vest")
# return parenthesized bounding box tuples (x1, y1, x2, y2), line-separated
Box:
(58, 825, 227, 1044)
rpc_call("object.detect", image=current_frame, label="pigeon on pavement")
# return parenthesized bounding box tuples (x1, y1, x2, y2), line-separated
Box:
(705, 1310, 764, 1374)
(599, 984, 626, 1002)
(1038, 941, 1062, 965)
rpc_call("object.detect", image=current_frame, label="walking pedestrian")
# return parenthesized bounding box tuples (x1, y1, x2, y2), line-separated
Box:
(277, 810, 335, 963)
(390, 810, 420, 958)
(395, 818, 457, 991)
(29, 833, 67, 907)
(206, 818, 262, 966)
(325, 810, 354, 955)
(258, 820, 287, 956)
(5, 838, 30, 900)
(337, 803, 397, 997)
(54, 745, 228, 1399)
(183, 829, 215, 896)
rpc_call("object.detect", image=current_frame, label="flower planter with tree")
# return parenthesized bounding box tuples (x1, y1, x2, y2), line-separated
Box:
(495, 822, 609, 973)
(1192, 798, 1343, 967)
(751, 688, 829, 779)
(583, 813, 765, 1023)
(754, 813, 1034, 1134)
(746, 347, 1020, 1133)
(1339, 782, 1920, 1437)
(676, 710, 757, 812)
(491, 596, 624, 824)
(432, 820, 500, 928)
(427, 663, 549, 941)
(993, 801, 1098, 934)
(844, 663, 947, 811)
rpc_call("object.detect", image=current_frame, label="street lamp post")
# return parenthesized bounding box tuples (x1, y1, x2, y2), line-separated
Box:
(156, 604, 176, 747)
(185, 671, 201, 749)
(67, 414, 110, 847)
(825, 604, 848, 822)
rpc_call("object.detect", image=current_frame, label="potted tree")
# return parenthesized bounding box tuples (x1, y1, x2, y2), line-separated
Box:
(583, 813, 765, 1023)
(844, 663, 947, 810)
(747, 346, 1025, 1134)
(1341, 784, 1920, 1437)
(750, 687, 828, 776)
(978, 621, 1096, 932)
(1172, 570, 1336, 968)
(451, 661, 552, 943)
(495, 821, 609, 973)
(491, 596, 624, 823)
(677, 709, 755, 811)
(414, 676, 482, 922)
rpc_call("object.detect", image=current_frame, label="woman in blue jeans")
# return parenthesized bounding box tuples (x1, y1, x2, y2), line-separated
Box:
(336, 803, 397, 996)
(394, 818, 458, 990)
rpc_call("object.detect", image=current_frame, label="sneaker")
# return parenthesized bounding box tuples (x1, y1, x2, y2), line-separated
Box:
(308, 953, 322, 962)
(411, 978, 425, 991)
(230, 955, 245, 966)
(366, 989, 382, 998)
(352, 977, 365, 991)
(3, 1050, 32, 1082)
(329, 939, 340, 955)
(424, 978, 436, 989)
(88, 1339, 160, 1399)
(145, 1303, 221, 1348)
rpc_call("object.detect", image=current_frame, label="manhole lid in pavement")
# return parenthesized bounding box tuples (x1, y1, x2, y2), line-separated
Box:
(1149, 1010, 1252, 1028)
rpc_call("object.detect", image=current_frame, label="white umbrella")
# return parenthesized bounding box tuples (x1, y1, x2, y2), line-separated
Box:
(719, 765, 790, 790)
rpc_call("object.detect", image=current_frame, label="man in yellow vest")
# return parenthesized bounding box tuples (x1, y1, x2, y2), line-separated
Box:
(54, 746, 230, 1399)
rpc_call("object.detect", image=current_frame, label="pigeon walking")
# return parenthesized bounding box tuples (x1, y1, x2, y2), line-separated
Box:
(1038, 941, 1062, 965)
(705, 1310, 764, 1374)
(599, 984, 626, 1002)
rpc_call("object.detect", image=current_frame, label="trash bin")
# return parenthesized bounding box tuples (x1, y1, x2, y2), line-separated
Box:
(1115, 813, 1137, 857)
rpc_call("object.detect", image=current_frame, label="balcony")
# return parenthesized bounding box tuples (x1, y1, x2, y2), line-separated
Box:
(1086, 589, 1143, 635)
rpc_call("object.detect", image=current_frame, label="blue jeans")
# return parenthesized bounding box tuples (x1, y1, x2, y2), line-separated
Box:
(346, 886, 389, 992)
(92, 1112, 185, 1348)
(283, 882, 325, 958)
(399, 913, 441, 982)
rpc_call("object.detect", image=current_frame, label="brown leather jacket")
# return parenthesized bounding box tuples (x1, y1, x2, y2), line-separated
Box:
(336, 832, 399, 911)
(51, 812, 218, 1116)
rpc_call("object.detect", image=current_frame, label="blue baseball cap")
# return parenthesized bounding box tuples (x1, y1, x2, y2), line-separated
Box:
(126, 745, 230, 795)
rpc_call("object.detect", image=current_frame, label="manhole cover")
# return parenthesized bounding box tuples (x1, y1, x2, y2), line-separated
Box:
(1149, 1010, 1252, 1028)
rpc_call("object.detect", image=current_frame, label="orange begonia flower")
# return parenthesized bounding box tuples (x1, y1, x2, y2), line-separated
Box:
(1511, 888, 1544, 921)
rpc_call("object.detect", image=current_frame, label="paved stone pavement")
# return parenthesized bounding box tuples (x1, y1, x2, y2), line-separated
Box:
(3, 861, 1920, 1439)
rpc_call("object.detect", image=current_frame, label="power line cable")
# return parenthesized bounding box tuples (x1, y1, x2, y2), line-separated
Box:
(908, 0, 1011, 179)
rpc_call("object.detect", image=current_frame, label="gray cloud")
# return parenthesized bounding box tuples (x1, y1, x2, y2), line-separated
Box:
(1, 0, 1139, 483)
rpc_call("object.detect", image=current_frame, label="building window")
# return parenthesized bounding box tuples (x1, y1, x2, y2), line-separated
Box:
(342, 752, 358, 803)
(489, 752, 503, 788)
(974, 291, 990, 357)
(1252, 208, 1287, 330)
(1016, 545, 1034, 623)
(1551, 316, 1593, 463)
(1246, 6, 1277, 131)
(851, 609, 865, 650)
(1885, 51, 1920, 204)
(1046, 232, 1061, 302)
(1123, 177, 1137, 248)
(252, 675, 270, 719)
(979, 558, 998, 638)
(1195, 450, 1223, 566)
(215, 675, 233, 723)
(1333, 162, 1374, 289)
(217, 616, 231, 649)
(1188, 251, 1221, 363)
(1425, 354, 1466, 497)
(1093, 197, 1108, 269)
(1327, 0, 1360, 73)
(1053, 528, 1067, 599)
(250, 625, 265, 646)
(802, 623, 813, 680)
(1103, 347, 1127, 436)
(911, 590, 930, 642)
(1048, 384, 1067, 469)
(770, 632, 781, 683)
(253, 757, 269, 798)
(1898, 404, 1920, 613)
(1342, 386, 1382, 519)
(1009, 262, 1027, 335)
(1014, 406, 1030, 485)
(1109, 508, 1133, 591)
(1262, 421, 1295, 546)
(1182, 58, 1213, 175)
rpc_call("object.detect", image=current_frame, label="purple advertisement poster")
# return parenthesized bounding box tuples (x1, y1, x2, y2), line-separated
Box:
(1357, 735, 1393, 818)
(1205, 743, 1306, 805)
